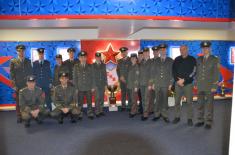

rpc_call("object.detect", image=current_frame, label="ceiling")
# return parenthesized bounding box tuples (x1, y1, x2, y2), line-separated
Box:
(0, 19, 234, 40)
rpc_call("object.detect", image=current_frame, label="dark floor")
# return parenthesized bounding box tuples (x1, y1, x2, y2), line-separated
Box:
(0, 100, 232, 155)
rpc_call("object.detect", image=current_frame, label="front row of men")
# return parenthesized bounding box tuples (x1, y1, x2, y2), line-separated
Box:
(13, 41, 220, 129)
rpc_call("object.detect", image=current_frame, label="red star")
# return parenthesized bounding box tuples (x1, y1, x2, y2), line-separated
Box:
(98, 43, 120, 64)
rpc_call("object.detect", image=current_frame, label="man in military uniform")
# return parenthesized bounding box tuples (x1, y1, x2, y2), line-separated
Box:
(73, 51, 95, 120)
(51, 72, 80, 124)
(148, 46, 161, 115)
(19, 75, 49, 128)
(53, 54, 67, 86)
(195, 41, 220, 129)
(172, 45, 196, 126)
(151, 44, 173, 123)
(116, 47, 132, 111)
(33, 48, 52, 111)
(139, 47, 152, 121)
(137, 50, 144, 114)
(127, 54, 140, 118)
(92, 52, 107, 117)
(10, 44, 33, 123)
(63, 48, 79, 83)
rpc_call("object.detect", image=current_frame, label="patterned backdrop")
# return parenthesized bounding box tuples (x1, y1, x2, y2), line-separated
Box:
(0, 0, 232, 18)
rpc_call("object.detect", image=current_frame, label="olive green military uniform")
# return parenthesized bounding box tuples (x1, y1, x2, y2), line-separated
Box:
(53, 64, 67, 86)
(10, 58, 33, 120)
(117, 57, 132, 110)
(152, 57, 173, 119)
(19, 86, 48, 122)
(139, 58, 152, 118)
(51, 84, 80, 120)
(92, 61, 107, 115)
(196, 55, 220, 125)
(73, 63, 95, 117)
(127, 63, 140, 115)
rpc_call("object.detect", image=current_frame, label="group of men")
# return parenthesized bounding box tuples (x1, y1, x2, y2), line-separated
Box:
(10, 41, 220, 129)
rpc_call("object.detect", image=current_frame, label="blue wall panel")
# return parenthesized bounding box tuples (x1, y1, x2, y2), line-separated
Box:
(0, 0, 233, 18)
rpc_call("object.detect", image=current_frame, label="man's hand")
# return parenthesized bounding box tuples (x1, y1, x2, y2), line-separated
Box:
(211, 88, 217, 93)
(168, 85, 172, 91)
(148, 85, 152, 90)
(120, 76, 126, 83)
(61, 108, 69, 114)
(31, 109, 40, 118)
(91, 88, 95, 92)
(177, 78, 185, 87)
(134, 87, 138, 92)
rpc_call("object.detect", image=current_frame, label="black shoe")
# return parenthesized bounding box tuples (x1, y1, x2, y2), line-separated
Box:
(58, 117, 63, 124)
(163, 117, 170, 123)
(172, 117, 180, 124)
(129, 114, 135, 118)
(141, 116, 148, 121)
(152, 116, 161, 121)
(78, 117, 83, 120)
(24, 121, 30, 128)
(100, 112, 105, 116)
(187, 119, 193, 126)
(88, 116, 94, 120)
(70, 118, 76, 123)
(96, 114, 100, 118)
(121, 107, 126, 112)
(195, 122, 204, 127)
(35, 118, 43, 124)
(17, 117, 22, 123)
(205, 124, 212, 129)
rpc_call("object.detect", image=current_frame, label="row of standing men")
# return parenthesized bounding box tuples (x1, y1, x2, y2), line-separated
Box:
(10, 41, 220, 129)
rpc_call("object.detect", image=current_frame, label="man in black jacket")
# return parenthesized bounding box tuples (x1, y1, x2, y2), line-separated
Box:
(172, 45, 196, 126)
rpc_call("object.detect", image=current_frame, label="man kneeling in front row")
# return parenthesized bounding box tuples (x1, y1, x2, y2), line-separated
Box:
(51, 72, 81, 124)
(19, 75, 49, 128)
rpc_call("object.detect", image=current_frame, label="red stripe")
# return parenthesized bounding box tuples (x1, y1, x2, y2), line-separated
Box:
(0, 74, 13, 88)
(0, 15, 232, 22)
(0, 104, 16, 107)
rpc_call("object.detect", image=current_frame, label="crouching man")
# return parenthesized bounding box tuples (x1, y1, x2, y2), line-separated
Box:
(19, 75, 49, 128)
(51, 72, 81, 124)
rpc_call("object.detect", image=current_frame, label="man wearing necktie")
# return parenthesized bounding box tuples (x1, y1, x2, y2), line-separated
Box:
(92, 52, 107, 117)
(10, 44, 33, 123)
(33, 48, 52, 111)
(73, 51, 95, 120)
(63, 48, 79, 84)
(150, 44, 173, 123)
(195, 41, 220, 129)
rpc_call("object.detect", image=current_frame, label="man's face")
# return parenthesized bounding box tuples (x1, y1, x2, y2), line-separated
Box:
(60, 76, 68, 85)
(153, 50, 160, 58)
(95, 56, 101, 62)
(79, 56, 87, 64)
(202, 47, 210, 56)
(180, 46, 188, 57)
(138, 54, 143, 61)
(160, 48, 167, 57)
(17, 49, 25, 58)
(27, 81, 35, 90)
(131, 57, 137, 64)
(56, 58, 62, 65)
(143, 51, 149, 59)
(121, 51, 127, 58)
(38, 53, 44, 60)
(68, 52, 74, 60)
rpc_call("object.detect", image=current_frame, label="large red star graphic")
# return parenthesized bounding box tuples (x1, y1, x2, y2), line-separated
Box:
(98, 43, 120, 64)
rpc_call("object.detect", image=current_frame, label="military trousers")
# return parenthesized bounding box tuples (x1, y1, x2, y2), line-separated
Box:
(21, 106, 49, 122)
(94, 87, 105, 115)
(153, 87, 169, 118)
(140, 86, 149, 117)
(197, 91, 214, 125)
(78, 90, 94, 117)
(148, 89, 155, 113)
(15, 90, 21, 119)
(120, 81, 132, 109)
(174, 83, 193, 119)
(50, 106, 80, 120)
(42, 87, 52, 111)
(129, 88, 138, 115)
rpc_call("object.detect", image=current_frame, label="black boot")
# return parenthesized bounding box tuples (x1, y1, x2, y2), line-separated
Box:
(172, 117, 180, 124)
(24, 120, 30, 128)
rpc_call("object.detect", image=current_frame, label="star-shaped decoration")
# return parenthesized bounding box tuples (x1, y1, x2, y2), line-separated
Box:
(98, 43, 120, 64)
(33, 1, 47, 12)
(141, 3, 151, 13)
(114, 2, 124, 12)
